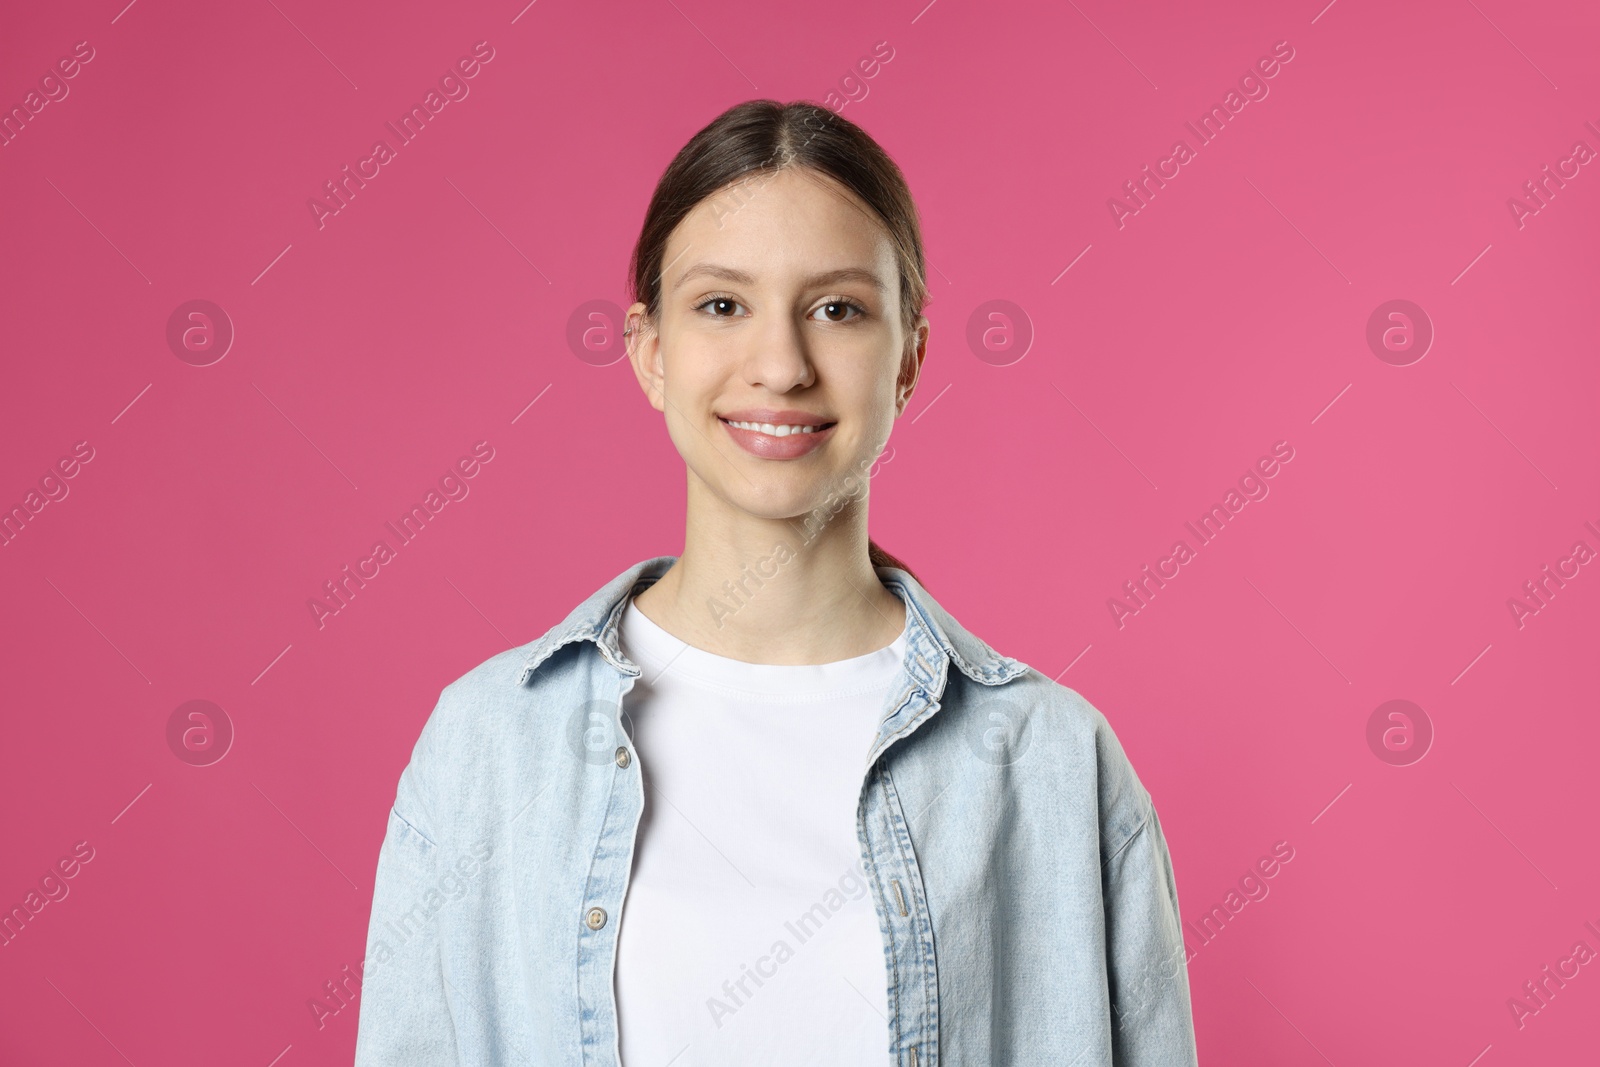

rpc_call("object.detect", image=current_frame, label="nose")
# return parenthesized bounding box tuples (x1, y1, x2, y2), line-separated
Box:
(738, 310, 816, 393)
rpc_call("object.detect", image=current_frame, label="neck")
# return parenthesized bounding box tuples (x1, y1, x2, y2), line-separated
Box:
(632, 502, 907, 666)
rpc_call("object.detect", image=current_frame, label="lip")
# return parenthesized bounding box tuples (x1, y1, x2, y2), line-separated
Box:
(717, 408, 834, 427)
(717, 409, 837, 459)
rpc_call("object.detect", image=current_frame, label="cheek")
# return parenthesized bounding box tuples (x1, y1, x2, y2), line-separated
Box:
(660, 401, 709, 465)
(657, 341, 720, 416)
(851, 350, 904, 438)
(658, 370, 736, 481)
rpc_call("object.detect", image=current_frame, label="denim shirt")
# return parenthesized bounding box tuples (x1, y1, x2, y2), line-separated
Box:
(353, 555, 1199, 1066)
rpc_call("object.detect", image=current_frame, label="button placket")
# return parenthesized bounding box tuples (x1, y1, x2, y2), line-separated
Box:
(863, 705, 943, 1067)
(581, 661, 644, 1065)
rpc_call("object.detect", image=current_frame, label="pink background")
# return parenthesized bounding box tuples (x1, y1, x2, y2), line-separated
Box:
(3, 0, 1598, 1063)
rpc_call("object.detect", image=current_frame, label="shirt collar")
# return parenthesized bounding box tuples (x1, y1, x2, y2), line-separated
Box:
(517, 555, 1027, 692)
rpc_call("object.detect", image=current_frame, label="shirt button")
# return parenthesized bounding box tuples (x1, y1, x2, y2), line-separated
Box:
(586, 907, 608, 930)
(615, 747, 631, 769)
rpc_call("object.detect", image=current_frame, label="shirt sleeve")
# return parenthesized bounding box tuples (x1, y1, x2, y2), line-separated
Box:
(353, 758, 461, 1066)
(1102, 800, 1201, 1065)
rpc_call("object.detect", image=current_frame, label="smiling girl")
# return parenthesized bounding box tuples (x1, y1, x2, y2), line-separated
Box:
(355, 99, 1198, 1067)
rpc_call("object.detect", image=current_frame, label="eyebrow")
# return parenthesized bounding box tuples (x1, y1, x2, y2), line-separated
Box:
(671, 263, 888, 295)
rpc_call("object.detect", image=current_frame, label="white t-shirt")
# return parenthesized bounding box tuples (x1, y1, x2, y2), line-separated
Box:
(614, 595, 908, 1067)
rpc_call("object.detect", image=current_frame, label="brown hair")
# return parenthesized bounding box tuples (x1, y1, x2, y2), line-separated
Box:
(627, 99, 928, 583)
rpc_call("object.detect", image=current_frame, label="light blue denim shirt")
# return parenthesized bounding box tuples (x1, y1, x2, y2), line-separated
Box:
(353, 555, 1199, 1066)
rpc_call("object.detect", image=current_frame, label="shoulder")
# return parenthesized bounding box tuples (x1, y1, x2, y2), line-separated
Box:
(426, 644, 539, 741)
(396, 643, 549, 813)
(981, 665, 1157, 860)
(898, 573, 1159, 860)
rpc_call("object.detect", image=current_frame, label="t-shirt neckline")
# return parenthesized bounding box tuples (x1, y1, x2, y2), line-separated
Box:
(617, 596, 909, 699)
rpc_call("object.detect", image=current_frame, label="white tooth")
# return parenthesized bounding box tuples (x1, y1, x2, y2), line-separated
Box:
(728, 419, 821, 435)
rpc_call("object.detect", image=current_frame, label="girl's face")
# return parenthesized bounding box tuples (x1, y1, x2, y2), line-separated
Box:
(627, 166, 927, 526)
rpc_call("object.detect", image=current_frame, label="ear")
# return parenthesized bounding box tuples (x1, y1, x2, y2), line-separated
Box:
(625, 302, 665, 414)
(894, 315, 929, 416)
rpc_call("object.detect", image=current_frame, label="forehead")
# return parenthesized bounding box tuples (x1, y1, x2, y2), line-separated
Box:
(662, 167, 898, 293)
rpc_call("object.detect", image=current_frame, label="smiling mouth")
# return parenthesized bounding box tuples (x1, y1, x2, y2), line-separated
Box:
(718, 417, 838, 438)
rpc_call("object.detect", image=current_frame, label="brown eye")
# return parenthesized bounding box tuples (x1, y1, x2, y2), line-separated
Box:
(811, 300, 865, 323)
(693, 295, 744, 317)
